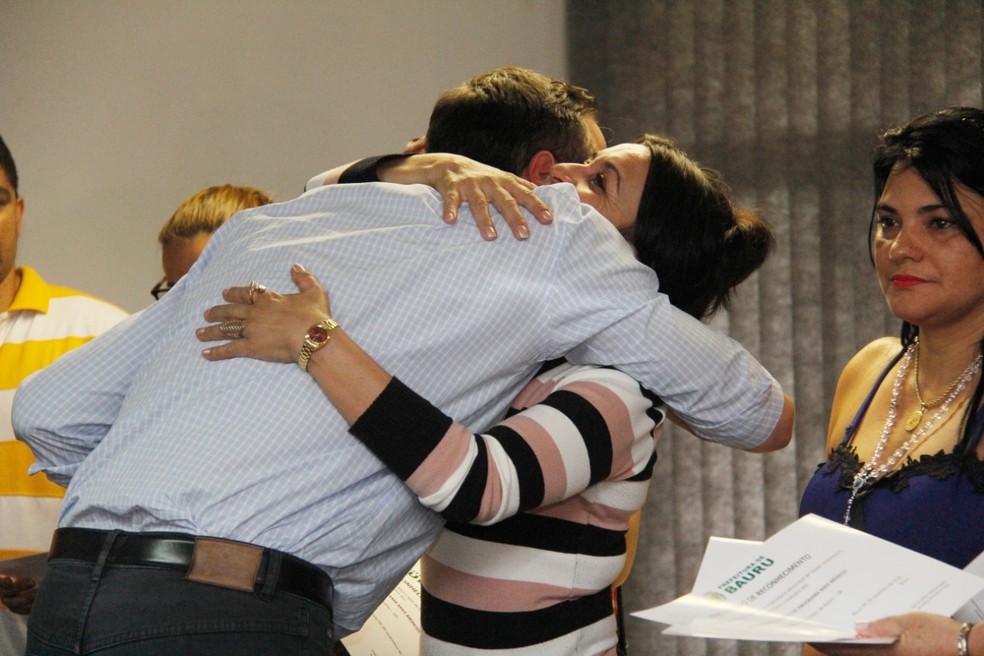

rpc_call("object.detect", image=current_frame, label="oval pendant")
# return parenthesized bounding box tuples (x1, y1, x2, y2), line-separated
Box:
(904, 409, 923, 432)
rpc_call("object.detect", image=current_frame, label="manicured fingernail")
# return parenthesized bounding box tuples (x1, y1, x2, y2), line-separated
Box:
(539, 210, 553, 223)
(483, 225, 497, 240)
(518, 225, 529, 239)
(445, 210, 457, 223)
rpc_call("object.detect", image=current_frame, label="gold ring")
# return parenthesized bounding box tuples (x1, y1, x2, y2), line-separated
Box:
(219, 320, 246, 339)
(248, 280, 267, 304)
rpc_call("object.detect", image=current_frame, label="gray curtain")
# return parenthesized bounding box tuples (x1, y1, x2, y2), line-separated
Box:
(567, 1, 983, 654)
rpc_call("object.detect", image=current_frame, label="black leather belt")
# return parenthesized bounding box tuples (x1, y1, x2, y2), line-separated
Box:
(49, 528, 332, 609)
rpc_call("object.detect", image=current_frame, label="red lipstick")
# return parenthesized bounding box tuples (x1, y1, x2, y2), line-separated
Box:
(891, 275, 925, 287)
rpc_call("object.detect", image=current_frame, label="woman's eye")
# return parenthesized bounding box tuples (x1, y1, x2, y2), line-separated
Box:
(928, 216, 955, 230)
(590, 174, 606, 192)
(875, 215, 899, 236)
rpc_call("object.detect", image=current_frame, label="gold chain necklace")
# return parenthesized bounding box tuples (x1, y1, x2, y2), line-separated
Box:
(905, 338, 983, 431)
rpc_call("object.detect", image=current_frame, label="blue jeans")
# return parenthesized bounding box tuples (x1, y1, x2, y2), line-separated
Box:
(25, 560, 333, 655)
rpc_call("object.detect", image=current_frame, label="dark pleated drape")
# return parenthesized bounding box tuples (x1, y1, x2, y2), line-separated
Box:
(567, 2, 984, 654)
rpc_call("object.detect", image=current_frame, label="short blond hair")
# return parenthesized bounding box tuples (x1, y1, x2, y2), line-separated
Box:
(158, 184, 272, 245)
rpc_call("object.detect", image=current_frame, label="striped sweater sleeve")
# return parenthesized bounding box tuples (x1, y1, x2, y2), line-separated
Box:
(349, 363, 659, 525)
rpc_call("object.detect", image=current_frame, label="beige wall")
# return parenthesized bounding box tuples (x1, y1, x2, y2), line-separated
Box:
(1, 0, 566, 312)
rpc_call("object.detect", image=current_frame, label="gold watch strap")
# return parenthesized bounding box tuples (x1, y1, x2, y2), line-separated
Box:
(297, 318, 339, 371)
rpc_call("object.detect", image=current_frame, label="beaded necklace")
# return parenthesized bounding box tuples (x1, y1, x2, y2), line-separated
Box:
(843, 341, 983, 524)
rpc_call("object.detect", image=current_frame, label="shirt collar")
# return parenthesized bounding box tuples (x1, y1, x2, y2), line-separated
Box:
(6, 266, 51, 314)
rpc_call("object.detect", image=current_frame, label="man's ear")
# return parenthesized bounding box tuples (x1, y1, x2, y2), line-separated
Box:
(520, 150, 557, 184)
(14, 195, 24, 234)
(403, 136, 427, 154)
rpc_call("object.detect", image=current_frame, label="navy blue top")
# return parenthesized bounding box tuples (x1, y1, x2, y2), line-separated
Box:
(800, 348, 984, 568)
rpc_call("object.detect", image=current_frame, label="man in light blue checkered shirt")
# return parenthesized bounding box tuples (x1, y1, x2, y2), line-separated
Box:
(13, 68, 790, 654)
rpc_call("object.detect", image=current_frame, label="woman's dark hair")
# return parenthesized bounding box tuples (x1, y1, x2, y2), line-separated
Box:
(870, 106, 984, 450)
(629, 134, 775, 320)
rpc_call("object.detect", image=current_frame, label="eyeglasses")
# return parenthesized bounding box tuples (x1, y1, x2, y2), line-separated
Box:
(151, 277, 173, 300)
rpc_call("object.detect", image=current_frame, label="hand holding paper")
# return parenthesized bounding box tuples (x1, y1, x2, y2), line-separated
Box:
(633, 515, 984, 645)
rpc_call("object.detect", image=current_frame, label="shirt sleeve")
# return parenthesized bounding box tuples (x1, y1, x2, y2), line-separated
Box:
(12, 289, 179, 486)
(536, 188, 784, 450)
(349, 364, 660, 526)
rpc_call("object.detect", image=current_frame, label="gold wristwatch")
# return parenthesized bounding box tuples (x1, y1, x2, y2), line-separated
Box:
(297, 318, 339, 371)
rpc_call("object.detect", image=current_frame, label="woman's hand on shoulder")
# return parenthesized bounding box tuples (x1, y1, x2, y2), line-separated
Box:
(197, 264, 331, 364)
(381, 153, 553, 241)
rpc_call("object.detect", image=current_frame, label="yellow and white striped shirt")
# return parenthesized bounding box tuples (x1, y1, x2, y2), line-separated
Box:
(0, 266, 127, 559)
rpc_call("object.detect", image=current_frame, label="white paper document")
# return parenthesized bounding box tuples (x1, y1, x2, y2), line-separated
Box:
(633, 514, 984, 644)
(342, 563, 422, 656)
(955, 551, 984, 623)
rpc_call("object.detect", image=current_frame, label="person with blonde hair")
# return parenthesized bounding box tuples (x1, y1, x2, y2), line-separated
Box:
(152, 184, 272, 300)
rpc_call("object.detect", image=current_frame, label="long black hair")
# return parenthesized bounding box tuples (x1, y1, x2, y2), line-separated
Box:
(871, 107, 984, 450)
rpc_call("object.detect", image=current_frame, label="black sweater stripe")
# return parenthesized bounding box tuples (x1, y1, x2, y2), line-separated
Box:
(539, 389, 614, 485)
(447, 512, 627, 557)
(440, 444, 489, 521)
(422, 586, 613, 648)
(485, 424, 545, 510)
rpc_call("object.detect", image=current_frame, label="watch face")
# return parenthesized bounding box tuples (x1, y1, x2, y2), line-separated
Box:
(308, 323, 330, 345)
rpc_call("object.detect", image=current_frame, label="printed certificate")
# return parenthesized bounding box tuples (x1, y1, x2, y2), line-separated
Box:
(633, 514, 984, 643)
(342, 563, 422, 656)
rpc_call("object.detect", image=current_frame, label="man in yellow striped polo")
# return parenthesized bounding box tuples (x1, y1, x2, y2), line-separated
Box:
(0, 134, 128, 655)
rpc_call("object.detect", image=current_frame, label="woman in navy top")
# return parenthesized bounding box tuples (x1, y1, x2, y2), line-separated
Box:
(800, 107, 984, 655)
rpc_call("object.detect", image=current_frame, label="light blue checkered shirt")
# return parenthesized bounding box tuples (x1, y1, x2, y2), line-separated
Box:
(14, 182, 783, 633)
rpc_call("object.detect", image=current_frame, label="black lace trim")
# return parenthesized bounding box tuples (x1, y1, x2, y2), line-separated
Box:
(821, 443, 984, 496)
